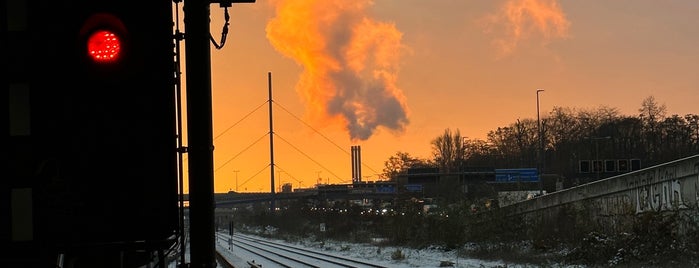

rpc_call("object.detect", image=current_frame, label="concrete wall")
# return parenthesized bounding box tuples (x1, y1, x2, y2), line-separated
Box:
(500, 154, 699, 236)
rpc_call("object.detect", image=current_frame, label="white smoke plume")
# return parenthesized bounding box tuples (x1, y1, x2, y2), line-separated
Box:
(266, 0, 409, 141)
(481, 0, 570, 57)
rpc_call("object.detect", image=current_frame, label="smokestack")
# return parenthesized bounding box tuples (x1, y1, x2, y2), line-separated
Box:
(351, 145, 362, 184)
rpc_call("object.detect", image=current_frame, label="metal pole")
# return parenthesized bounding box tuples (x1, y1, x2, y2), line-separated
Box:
(536, 89, 544, 195)
(357, 146, 362, 182)
(351, 146, 356, 183)
(183, 0, 216, 267)
(173, 1, 186, 265)
(233, 170, 239, 192)
(268, 72, 276, 210)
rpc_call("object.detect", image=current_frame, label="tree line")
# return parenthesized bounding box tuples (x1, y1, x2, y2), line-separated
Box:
(383, 96, 699, 181)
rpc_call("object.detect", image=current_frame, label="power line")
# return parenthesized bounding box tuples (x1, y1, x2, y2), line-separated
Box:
(183, 101, 265, 163)
(273, 133, 343, 182)
(211, 95, 381, 184)
(274, 164, 303, 187)
(273, 101, 347, 154)
(214, 100, 267, 141)
(214, 132, 268, 172)
(236, 163, 271, 190)
(273, 101, 379, 175)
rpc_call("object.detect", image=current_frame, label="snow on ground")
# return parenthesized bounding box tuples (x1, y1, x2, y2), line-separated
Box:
(216, 232, 545, 268)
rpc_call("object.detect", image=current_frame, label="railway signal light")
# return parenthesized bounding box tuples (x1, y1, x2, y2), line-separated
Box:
(87, 30, 121, 62)
(5, 0, 179, 258)
(79, 12, 128, 68)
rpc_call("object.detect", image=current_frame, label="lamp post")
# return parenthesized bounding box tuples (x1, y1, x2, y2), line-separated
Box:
(233, 170, 240, 192)
(277, 171, 283, 192)
(536, 89, 544, 195)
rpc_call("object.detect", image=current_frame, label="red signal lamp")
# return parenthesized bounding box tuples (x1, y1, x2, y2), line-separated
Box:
(87, 29, 121, 63)
(80, 13, 127, 64)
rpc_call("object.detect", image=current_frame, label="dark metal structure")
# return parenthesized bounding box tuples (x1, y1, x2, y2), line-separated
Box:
(181, 1, 255, 267)
(4, 1, 179, 267)
(183, 0, 217, 266)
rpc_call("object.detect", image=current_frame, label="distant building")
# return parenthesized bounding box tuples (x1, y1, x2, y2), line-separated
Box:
(281, 183, 293, 193)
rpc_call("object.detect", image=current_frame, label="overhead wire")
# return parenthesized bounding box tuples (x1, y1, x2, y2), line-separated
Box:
(236, 164, 272, 191)
(273, 101, 380, 175)
(214, 101, 267, 141)
(212, 94, 381, 185)
(273, 102, 348, 155)
(215, 132, 268, 172)
(273, 133, 343, 181)
(273, 164, 304, 187)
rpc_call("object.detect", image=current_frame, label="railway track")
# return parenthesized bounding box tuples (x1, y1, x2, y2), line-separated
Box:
(216, 232, 388, 268)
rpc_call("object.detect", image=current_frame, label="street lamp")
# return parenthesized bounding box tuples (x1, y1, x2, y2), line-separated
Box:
(536, 89, 544, 194)
(277, 170, 283, 191)
(233, 170, 240, 192)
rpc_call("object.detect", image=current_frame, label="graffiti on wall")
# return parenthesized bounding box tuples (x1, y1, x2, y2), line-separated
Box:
(633, 166, 691, 213)
(599, 194, 633, 216)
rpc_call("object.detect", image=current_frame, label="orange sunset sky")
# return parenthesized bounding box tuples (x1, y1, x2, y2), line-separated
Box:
(176, 0, 699, 193)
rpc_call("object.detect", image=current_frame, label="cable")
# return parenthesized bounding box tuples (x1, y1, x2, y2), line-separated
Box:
(274, 164, 305, 187)
(273, 101, 348, 155)
(274, 133, 343, 181)
(214, 101, 267, 141)
(210, 6, 230, 49)
(212, 97, 382, 184)
(215, 132, 268, 172)
(274, 101, 380, 175)
(237, 164, 272, 189)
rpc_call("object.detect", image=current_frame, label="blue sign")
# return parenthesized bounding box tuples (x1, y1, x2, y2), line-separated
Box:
(376, 185, 396, 193)
(495, 168, 540, 182)
(404, 184, 423, 192)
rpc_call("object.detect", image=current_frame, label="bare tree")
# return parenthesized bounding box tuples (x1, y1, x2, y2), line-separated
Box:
(639, 95, 667, 123)
(462, 138, 495, 167)
(431, 128, 466, 173)
(382, 151, 431, 180)
(639, 96, 667, 162)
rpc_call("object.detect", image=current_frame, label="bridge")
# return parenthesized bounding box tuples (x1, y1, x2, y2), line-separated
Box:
(182, 181, 399, 207)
